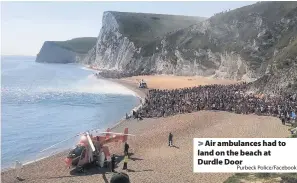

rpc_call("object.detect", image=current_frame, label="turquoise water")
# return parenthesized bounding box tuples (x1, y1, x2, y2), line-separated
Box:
(1, 56, 138, 169)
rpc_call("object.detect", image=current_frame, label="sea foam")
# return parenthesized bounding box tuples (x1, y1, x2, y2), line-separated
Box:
(35, 74, 137, 96)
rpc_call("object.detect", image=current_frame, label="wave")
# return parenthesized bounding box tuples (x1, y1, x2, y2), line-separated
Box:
(80, 66, 96, 72)
(3, 74, 137, 97)
(37, 75, 136, 96)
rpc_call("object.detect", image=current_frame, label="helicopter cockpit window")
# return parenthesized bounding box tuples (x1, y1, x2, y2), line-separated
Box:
(68, 145, 85, 158)
(74, 145, 84, 155)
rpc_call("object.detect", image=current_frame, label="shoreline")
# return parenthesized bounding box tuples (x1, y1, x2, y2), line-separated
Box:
(2, 111, 290, 183)
(1, 76, 146, 173)
(2, 73, 292, 183)
(102, 78, 147, 131)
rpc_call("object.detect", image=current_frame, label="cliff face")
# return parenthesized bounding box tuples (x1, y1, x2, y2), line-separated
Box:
(36, 2, 297, 93)
(36, 42, 85, 63)
(85, 2, 297, 93)
(84, 11, 206, 72)
(36, 37, 97, 64)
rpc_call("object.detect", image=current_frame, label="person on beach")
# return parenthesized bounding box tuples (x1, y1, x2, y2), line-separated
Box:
(168, 132, 173, 147)
(279, 112, 285, 125)
(110, 172, 130, 183)
(124, 142, 129, 156)
(132, 110, 136, 119)
(137, 82, 297, 124)
(137, 113, 143, 120)
(111, 154, 116, 172)
(15, 160, 23, 180)
(122, 154, 128, 170)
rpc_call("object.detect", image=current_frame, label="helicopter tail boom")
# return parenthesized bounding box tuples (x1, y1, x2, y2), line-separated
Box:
(122, 128, 128, 142)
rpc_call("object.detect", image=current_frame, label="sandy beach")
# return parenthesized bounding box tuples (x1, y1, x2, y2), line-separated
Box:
(119, 75, 238, 90)
(1, 75, 290, 183)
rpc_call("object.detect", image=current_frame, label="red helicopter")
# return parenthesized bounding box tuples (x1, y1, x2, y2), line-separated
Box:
(40, 128, 135, 172)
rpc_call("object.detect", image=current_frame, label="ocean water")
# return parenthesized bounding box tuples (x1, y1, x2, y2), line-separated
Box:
(1, 56, 139, 169)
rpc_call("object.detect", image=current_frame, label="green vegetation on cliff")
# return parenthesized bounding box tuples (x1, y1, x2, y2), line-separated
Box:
(110, 11, 206, 47)
(52, 37, 97, 54)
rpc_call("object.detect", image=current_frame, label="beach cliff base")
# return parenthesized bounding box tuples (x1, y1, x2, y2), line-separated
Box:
(1, 75, 290, 183)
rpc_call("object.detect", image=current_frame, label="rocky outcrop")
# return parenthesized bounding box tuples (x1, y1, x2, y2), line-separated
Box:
(81, 46, 96, 65)
(36, 2, 297, 94)
(89, 11, 205, 72)
(36, 42, 86, 63)
(85, 2, 297, 93)
(36, 37, 97, 64)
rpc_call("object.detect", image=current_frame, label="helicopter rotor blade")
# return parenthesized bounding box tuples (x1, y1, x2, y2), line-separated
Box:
(88, 128, 135, 136)
(87, 129, 135, 136)
(39, 134, 79, 153)
(86, 132, 96, 152)
(99, 132, 135, 136)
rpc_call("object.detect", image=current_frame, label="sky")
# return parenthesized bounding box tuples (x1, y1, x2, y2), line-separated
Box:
(1, 1, 256, 56)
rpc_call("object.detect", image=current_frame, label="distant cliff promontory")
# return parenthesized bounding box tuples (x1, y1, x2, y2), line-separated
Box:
(87, 2, 297, 93)
(36, 1, 297, 93)
(36, 37, 97, 63)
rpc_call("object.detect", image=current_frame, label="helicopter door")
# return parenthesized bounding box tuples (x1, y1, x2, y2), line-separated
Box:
(80, 149, 86, 160)
(99, 151, 105, 168)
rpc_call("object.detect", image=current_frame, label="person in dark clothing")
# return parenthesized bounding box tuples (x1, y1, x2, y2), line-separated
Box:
(110, 172, 130, 183)
(281, 116, 286, 125)
(137, 113, 143, 120)
(111, 154, 116, 172)
(168, 133, 173, 147)
(124, 142, 129, 156)
(132, 110, 136, 119)
(122, 154, 128, 170)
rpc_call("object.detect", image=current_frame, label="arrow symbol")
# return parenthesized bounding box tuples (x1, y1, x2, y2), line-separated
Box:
(198, 141, 203, 146)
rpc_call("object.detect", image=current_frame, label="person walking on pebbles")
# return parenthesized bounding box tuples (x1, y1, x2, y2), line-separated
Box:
(168, 132, 173, 147)
(111, 154, 116, 172)
(15, 160, 23, 181)
(110, 172, 130, 183)
(122, 153, 128, 170)
(124, 142, 129, 156)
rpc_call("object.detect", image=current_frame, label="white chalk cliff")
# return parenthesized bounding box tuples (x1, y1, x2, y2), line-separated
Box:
(38, 2, 297, 93)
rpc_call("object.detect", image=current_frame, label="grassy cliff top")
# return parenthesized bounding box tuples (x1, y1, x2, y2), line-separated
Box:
(108, 11, 207, 47)
(52, 37, 97, 54)
(210, 1, 297, 24)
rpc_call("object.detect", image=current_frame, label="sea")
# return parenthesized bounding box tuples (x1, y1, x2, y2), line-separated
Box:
(1, 56, 139, 170)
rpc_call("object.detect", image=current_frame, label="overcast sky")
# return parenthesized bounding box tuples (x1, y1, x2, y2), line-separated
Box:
(1, 1, 256, 56)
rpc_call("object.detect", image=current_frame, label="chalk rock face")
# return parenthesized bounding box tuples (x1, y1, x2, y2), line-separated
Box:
(93, 12, 136, 71)
(36, 2, 297, 93)
(36, 42, 83, 63)
(36, 37, 97, 64)
(91, 11, 205, 73)
(82, 46, 96, 65)
(85, 2, 297, 93)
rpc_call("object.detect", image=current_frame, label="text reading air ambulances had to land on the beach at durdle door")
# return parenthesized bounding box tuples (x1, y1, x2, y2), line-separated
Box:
(193, 138, 297, 173)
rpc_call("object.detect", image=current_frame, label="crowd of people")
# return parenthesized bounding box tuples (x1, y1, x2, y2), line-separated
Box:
(137, 83, 297, 125)
(97, 70, 151, 79)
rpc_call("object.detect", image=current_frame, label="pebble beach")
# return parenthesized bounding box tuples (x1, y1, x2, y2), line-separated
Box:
(1, 75, 290, 183)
